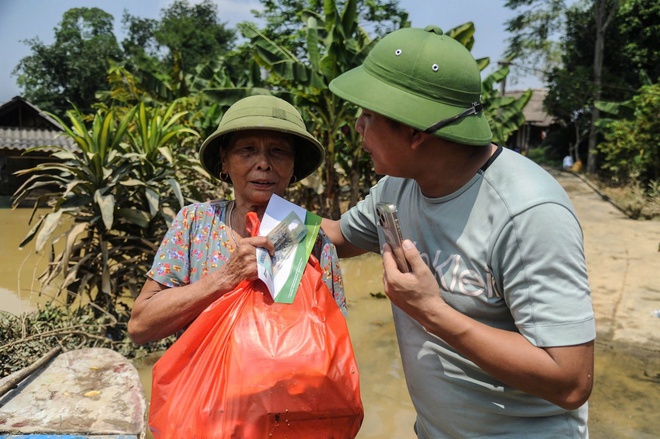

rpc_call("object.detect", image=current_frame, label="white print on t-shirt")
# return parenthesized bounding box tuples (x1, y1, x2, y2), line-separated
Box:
(420, 248, 502, 299)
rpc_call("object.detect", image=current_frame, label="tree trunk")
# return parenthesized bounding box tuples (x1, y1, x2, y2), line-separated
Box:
(323, 137, 342, 220)
(349, 170, 360, 209)
(573, 124, 581, 163)
(587, 0, 619, 175)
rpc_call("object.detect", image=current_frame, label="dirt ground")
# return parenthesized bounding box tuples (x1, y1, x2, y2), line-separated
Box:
(547, 168, 660, 349)
(547, 168, 660, 439)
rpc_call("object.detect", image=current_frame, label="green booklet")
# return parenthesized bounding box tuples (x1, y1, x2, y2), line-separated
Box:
(256, 195, 321, 303)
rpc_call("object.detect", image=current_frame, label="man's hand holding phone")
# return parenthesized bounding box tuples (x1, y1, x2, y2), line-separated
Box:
(376, 202, 412, 273)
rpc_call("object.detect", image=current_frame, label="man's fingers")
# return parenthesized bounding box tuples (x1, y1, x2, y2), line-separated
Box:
(382, 243, 399, 272)
(401, 240, 422, 268)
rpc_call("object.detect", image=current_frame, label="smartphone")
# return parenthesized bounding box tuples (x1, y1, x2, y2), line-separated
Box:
(376, 202, 411, 273)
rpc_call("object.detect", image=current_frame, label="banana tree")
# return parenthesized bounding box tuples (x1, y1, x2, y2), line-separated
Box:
(243, 6, 533, 215)
(446, 23, 531, 146)
(481, 64, 533, 145)
(242, 0, 377, 218)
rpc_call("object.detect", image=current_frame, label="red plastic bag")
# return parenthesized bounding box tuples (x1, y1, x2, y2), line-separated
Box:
(149, 213, 363, 438)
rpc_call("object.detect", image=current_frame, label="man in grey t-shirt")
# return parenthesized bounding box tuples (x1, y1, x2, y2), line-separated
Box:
(321, 25, 595, 438)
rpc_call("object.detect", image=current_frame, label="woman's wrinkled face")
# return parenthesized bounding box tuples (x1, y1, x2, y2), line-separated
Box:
(222, 130, 295, 206)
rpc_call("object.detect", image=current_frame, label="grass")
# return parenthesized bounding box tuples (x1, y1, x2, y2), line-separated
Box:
(593, 180, 660, 220)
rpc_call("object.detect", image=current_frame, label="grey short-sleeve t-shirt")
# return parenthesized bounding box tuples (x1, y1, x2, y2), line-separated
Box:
(340, 147, 595, 438)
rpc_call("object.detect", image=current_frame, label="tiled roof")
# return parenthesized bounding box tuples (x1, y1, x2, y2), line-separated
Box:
(0, 126, 76, 152)
(505, 88, 555, 127)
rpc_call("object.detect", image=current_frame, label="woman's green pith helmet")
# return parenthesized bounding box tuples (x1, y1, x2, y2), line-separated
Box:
(199, 95, 325, 183)
(329, 25, 492, 146)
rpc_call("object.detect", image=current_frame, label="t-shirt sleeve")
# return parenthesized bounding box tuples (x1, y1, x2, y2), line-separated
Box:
(493, 202, 595, 347)
(147, 205, 195, 287)
(339, 184, 382, 253)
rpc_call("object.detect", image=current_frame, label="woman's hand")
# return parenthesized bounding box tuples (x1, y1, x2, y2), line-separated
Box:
(215, 236, 275, 291)
(129, 235, 275, 345)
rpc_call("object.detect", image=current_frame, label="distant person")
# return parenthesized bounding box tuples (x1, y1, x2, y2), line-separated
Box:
(321, 25, 595, 438)
(563, 154, 575, 170)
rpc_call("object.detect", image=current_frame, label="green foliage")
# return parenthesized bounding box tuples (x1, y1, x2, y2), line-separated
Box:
(250, 0, 409, 59)
(504, 0, 566, 78)
(596, 82, 660, 186)
(506, 0, 660, 172)
(556, 1, 654, 104)
(156, 0, 236, 69)
(526, 145, 561, 167)
(241, 0, 383, 218)
(481, 64, 533, 144)
(13, 2, 240, 115)
(11, 102, 199, 323)
(122, 0, 236, 78)
(13, 7, 123, 116)
(615, 0, 660, 84)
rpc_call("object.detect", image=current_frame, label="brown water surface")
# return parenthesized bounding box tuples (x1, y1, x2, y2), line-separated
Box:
(0, 207, 58, 314)
(2, 208, 658, 438)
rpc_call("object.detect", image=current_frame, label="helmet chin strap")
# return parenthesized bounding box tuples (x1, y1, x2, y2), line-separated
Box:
(423, 102, 483, 134)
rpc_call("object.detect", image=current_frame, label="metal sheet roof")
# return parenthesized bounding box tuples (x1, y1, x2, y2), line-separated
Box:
(0, 127, 76, 152)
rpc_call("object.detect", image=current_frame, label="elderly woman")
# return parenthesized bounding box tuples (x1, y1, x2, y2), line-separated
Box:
(128, 95, 346, 345)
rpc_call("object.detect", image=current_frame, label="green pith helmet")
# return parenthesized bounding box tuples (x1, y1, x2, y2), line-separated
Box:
(199, 95, 325, 183)
(329, 25, 492, 146)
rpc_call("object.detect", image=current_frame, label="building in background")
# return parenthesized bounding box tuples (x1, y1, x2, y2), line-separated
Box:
(505, 88, 554, 155)
(0, 96, 75, 207)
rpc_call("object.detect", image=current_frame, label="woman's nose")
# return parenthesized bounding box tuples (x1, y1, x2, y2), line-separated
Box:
(255, 151, 272, 170)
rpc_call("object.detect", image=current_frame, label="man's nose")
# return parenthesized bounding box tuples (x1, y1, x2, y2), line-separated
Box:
(355, 113, 365, 135)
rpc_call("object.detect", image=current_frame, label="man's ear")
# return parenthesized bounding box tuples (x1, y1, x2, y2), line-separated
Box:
(410, 129, 431, 150)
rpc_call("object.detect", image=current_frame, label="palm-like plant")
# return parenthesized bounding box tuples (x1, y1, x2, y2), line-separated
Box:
(12, 102, 199, 322)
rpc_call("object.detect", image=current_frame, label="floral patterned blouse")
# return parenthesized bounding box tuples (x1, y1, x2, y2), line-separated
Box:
(147, 200, 347, 315)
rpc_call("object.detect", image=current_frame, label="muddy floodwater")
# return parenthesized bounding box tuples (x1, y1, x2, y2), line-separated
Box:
(2, 207, 659, 438)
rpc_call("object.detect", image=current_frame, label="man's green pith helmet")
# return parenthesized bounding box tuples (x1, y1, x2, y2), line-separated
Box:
(330, 25, 492, 146)
(199, 95, 325, 183)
